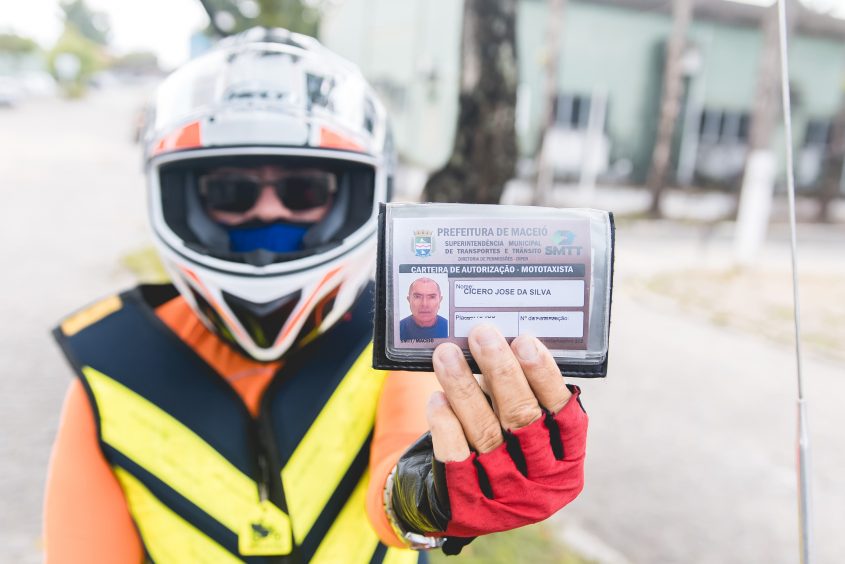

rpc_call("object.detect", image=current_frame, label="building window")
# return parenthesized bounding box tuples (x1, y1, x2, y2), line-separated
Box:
(693, 108, 751, 186)
(698, 108, 750, 145)
(797, 118, 834, 189)
(804, 119, 832, 148)
(554, 93, 593, 130)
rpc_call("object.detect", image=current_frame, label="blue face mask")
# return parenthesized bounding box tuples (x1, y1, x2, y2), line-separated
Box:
(227, 223, 310, 253)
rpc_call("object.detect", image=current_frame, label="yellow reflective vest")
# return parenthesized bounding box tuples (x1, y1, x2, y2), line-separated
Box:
(55, 284, 418, 564)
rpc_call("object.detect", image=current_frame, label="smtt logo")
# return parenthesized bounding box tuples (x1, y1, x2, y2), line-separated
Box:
(552, 230, 576, 245)
(546, 229, 583, 256)
(413, 230, 434, 257)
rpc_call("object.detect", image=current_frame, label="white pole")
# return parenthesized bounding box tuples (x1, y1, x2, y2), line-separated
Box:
(734, 150, 777, 262)
(775, 1, 813, 562)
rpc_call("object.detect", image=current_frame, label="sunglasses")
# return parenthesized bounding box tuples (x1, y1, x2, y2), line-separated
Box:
(198, 170, 336, 213)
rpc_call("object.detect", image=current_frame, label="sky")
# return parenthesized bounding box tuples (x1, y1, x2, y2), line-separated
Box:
(1, 0, 845, 71)
(0, 0, 210, 69)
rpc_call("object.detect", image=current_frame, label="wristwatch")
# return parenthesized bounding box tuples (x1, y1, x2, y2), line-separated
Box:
(383, 465, 445, 550)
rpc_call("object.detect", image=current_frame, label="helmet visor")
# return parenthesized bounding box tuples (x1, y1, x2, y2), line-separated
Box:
(158, 155, 376, 267)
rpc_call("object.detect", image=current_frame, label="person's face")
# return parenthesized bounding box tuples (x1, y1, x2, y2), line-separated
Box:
(407, 279, 442, 327)
(198, 164, 335, 226)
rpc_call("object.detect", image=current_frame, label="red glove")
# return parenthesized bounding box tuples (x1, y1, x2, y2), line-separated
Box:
(390, 386, 587, 551)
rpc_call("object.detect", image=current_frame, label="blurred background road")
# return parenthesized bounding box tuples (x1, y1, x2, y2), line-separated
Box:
(5, 1, 845, 562)
(2, 82, 843, 564)
(0, 85, 151, 563)
(563, 223, 845, 564)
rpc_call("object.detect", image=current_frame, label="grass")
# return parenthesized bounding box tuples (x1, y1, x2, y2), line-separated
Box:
(121, 246, 170, 283)
(633, 267, 845, 362)
(429, 523, 593, 564)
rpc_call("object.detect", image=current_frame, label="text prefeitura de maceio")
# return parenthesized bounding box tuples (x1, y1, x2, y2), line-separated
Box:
(437, 227, 548, 237)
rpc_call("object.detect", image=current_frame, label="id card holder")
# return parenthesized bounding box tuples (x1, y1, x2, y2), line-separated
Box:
(372, 203, 615, 377)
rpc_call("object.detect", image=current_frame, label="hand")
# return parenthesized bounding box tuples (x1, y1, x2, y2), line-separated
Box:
(428, 324, 573, 463)
(389, 324, 588, 547)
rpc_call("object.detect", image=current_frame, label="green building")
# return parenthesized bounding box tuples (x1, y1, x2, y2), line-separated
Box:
(321, 0, 845, 189)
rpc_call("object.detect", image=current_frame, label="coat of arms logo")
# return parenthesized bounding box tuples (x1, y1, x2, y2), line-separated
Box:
(413, 230, 434, 257)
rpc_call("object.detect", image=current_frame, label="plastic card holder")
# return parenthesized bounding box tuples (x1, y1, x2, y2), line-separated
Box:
(372, 203, 615, 378)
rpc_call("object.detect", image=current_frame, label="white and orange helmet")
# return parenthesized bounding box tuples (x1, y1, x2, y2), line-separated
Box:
(144, 27, 393, 361)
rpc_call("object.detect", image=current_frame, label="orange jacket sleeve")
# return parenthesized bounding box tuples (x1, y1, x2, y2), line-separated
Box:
(44, 379, 143, 564)
(366, 370, 441, 547)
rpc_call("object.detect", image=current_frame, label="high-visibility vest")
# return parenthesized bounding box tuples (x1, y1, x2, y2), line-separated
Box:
(55, 284, 419, 564)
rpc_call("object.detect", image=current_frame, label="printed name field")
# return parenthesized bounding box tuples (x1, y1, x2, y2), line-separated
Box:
(453, 280, 585, 308)
(453, 311, 584, 338)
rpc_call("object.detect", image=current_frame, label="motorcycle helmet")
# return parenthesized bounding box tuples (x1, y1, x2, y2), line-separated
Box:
(144, 27, 394, 361)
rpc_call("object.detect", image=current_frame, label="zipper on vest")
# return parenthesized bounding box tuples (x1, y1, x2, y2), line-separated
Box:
(251, 413, 294, 564)
(257, 450, 270, 501)
(251, 409, 285, 508)
(255, 390, 287, 510)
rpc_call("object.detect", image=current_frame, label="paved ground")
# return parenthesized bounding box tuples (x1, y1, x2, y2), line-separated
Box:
(1, 86, 843, 563)
(557, 222, 845, 564)
(0, 85, 153, 563)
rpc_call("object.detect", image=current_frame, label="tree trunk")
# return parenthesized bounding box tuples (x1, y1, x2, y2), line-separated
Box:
(533, 0, 566, 206)
(645, 0, 693, 218)
(748, 3, 787, 154)
(817, 96, 845, 222)
(734, 0, 797, 263)
(422, 0, 518, 204)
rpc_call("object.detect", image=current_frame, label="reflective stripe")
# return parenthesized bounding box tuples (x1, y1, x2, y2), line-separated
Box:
(310, 473, 378, 563)
(153, 120, 202, 155)
(84, 366, 292, 545)
(319, 126, 365, 152)
(282, 343, 387, 544)
(60, 296, 122, 337)
(383, 547, 421, 564)
(115, 467, 244, 564)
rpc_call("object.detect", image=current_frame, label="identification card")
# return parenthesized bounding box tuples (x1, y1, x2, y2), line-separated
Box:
(372, 203, 615, 377)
